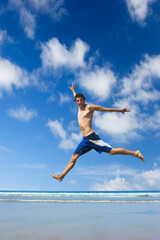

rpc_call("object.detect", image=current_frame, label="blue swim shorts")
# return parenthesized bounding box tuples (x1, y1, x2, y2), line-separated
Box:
(73, 132, 112, 156)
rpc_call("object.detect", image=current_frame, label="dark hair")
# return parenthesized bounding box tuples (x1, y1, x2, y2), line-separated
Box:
(74, 93, 86, 102)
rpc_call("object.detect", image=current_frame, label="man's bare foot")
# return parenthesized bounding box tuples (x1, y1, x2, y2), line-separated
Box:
(135, 150, 145, 162)
(50, 174, 63, 182)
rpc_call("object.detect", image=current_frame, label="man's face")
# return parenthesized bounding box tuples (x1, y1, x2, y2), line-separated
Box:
(75, 97, 85, 107)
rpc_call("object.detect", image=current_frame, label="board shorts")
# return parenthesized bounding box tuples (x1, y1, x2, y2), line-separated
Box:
(73, 132, 112, 156)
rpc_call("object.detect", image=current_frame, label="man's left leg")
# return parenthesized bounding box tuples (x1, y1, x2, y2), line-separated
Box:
(51, 153, 80, 182)
(108, 148, 145, 162)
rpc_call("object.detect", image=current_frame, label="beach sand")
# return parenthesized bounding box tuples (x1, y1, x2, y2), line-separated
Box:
(0, 202, 160, 240)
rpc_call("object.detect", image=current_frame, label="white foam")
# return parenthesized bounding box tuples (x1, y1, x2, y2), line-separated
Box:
(0, 191, 160, 203)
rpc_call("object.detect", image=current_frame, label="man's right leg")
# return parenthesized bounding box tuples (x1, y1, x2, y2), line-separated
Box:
(108, 148, 145, 162)
(51, 153, 80, 182)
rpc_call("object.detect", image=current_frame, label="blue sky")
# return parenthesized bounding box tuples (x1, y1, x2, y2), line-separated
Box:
(0, 0, 160, 191)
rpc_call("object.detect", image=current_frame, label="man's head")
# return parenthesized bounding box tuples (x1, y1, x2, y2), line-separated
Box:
(74, 93, 86, 107)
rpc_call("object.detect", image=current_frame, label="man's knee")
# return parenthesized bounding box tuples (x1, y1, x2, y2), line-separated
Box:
(71, 153, 80, 163)
(108, 148, 115, 155)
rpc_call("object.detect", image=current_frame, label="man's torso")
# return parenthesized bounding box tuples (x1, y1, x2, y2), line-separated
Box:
(78, 104, 94, 136)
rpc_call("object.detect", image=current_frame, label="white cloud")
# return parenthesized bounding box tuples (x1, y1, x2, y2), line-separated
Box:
(0, 57, 46, 97)
(8, 0, 67, 39)
(125, 0, 156, 24)
(0, 146, 10, 152)
(47, 95, 55, 104)
(17, 163, 48, 170)
(19, 7, 36, 40)
(8, 0, 36, 40)
(121, 54, 160, 104)
(46, 119, 82, 149)
(153, 162, 157, 169)
(58, 138, 76, 149)
(30, 69, 49, 92)
(128, 89, 160, 104)
(7, 106, 37, 122)
(94, 108, 140, 142)
(40, 38, 89, 70)
(94, 102, 160, 143)
(0, 30, 6, 43)
(0, 57, 29, 97)
(140, 110, 160, 131)
(90, 166, 160, 191)
(70, 132, 82, 142)
(29, 0, 67, 20)
(74, 164, 137, 177)
(67, 120, 79, 132)
(94, 54, 160, 142)
(69, 179, 77, 185)
(78, 66, 116, 101)
(0, 29, 14, 45)
(135, 168, 160, 189)
(46, 119, 67, 139)
(59, 93, 71, 105)
(156, 157, 160, 161)
(8, 0, 22, 9)
(91, 177, 131, 191)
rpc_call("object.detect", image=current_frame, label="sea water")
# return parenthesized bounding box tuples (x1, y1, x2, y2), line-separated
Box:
(0, 191, 160, 203)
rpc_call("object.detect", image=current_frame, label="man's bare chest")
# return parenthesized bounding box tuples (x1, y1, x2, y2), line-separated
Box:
(78, 109, 93, 122)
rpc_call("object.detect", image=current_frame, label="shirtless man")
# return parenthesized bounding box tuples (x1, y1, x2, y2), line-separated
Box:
(51, 83, 144, 182)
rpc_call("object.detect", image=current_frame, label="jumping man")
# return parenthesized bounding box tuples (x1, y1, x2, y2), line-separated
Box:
(51, 83, 144, 182)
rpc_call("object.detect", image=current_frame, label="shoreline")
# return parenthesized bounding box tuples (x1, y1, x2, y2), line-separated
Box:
(1, 199, 160, 203)
(1, 190, 160, 203)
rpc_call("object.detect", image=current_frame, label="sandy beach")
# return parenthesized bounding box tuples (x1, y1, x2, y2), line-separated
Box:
(0, 201, 160, 240)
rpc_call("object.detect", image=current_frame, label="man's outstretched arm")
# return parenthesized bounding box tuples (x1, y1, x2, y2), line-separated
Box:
(88, 105, 131, 114)
(68, 83, 76, 97)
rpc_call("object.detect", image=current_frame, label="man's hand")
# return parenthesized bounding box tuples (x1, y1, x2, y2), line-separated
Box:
(121, 106, 131, 114)
(68, 83, 75, 92)
(68, 83, 76, 97)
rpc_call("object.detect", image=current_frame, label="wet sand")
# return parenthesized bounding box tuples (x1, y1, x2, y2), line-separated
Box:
(0, 202, 160, 240)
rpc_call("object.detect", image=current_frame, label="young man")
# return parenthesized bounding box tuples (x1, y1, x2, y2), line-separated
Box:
(51, 83, 144, 182)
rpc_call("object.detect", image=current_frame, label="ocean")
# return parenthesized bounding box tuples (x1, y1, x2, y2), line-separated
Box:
(0, 190, 160, 203)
